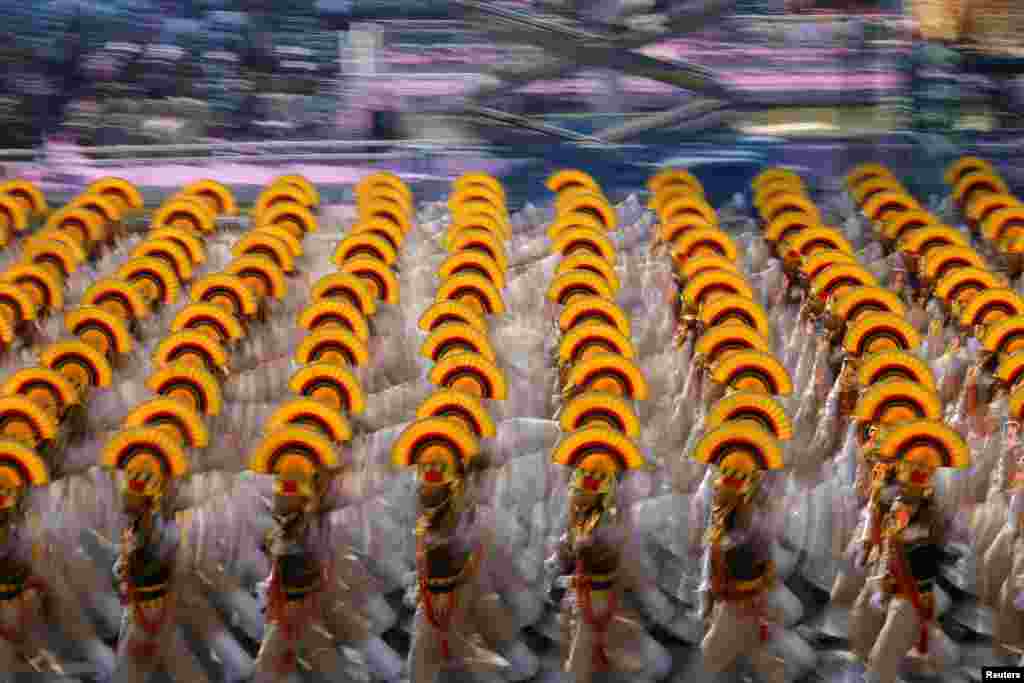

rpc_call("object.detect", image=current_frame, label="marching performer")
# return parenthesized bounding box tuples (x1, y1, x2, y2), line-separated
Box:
(243, 426, 392, 682)
(990, 444, 1024, 658)
(831, 379, 943, 612)
(549, 425, 672, 683)
(0, 439, 113, 678)
(693, 423, 809, 683)
(851, 420, 965, 683)
(395, 416, 540, 683)
(102, 428, 212, 683)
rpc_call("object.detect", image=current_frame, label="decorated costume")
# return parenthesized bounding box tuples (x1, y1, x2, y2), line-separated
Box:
(102, 429, 213, 683)
(850, 421, 965, 683)
(0, 439, 114, 679)
(548, 427, 671, 683)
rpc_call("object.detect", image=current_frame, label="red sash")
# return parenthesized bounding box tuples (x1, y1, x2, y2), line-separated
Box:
(416, 537, 482, 662)
(888, 540, 933, 655)
(265, 560, 328, 674)
(575, 559, 617, 670)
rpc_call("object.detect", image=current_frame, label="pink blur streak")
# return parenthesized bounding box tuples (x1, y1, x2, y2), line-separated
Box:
(22, 146, 517, 189)
(29, 164, 435, 188)
(359, 73, 902, 96)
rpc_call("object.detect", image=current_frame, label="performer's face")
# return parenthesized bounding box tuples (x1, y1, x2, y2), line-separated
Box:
(121, 491, 151, 518)
(714, 483, 743, 507)
(272, 493, 305, 517)
(570, 489, 602, 516)
(418, 481, 450, 509)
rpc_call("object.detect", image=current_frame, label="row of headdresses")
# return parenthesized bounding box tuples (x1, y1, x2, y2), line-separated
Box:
(358, 166, 811, 683)
(351, 169, 675, 683)
(0, 174, 256, 678)
(80, 164, 953, 683)
(549, 162, 995, 683)
(693, 159, 1023, 683)
(0, 172, 343, 682)
(0, 158, 1009, 683)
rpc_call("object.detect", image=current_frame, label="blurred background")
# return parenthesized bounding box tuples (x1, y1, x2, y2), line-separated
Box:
(3, 0, 1024, 203)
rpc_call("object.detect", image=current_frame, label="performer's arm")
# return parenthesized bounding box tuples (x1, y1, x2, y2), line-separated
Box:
(698, 545, 717, 622)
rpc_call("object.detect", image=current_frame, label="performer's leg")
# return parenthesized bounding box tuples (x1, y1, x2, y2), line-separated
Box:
(765, 629, 817, 683)
(562, 610, 597, 683)
(749, 643, 786, 683)
(556, 597, 594, 683)
(252, 622, 299, 683)
(472, 590, 517, 646)
(0, 636, 35, 677)
(163, 625, 211, 683)
(995, 579, 1024, 655)
(700, 602, 757, 674)
(6, 591, 57, 674)
(868, 598, 921, 683)
(408, 607, 443, 683)
(302, 620, 349, 678)
(0, 589, 57, 675)
(849, 586, 886, 661)
(111, 610, 161, 683)
(321, 587, 373, 644)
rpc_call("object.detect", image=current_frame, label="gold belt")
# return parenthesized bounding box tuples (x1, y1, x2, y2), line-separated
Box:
(131, 580, 170, 606)
(578, 570, 617, 591)
(719, 562, 775, 601)
(134, 594, 168, 609)
(134, 582, 168, 595)
(883, 577, 935, 596)
(723, 574, 770, 596)
(283, 583, 320, 600)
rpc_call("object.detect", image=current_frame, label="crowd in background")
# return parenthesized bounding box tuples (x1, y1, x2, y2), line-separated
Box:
(3, 0, 1021, 149)
(0, 0, 340, 146)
